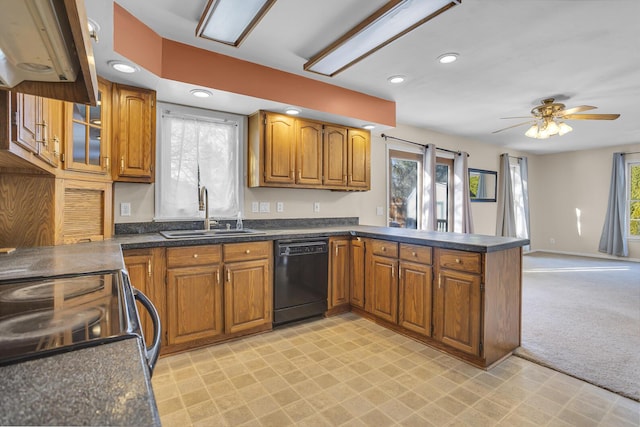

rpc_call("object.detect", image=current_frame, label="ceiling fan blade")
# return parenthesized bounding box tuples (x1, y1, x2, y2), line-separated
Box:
(499, 116, 533, 119)
(563, 113, 620, 120)
(558, 105, 597, 115)
(492, 121, 534, 134)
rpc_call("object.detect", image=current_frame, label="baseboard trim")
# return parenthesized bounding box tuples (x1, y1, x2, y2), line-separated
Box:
(526, 249, 640, 263)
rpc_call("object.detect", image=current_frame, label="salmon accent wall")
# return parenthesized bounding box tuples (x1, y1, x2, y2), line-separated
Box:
(113, 4, 396, 127)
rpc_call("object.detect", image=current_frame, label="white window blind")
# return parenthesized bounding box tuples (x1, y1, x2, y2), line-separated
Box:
(156, 104, 243, 220)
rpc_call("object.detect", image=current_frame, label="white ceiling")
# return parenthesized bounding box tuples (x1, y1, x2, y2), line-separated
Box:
(86, 0, 640, 155)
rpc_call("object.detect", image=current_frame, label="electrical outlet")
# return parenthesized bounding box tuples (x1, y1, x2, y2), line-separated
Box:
(376, 206, 384, 216)
(120, 202, 131, 217)
(259, 202, 270, 213)
(251, 202, 259, 213)
(313, 202, 320, 213)
(276, 202, 284, 213)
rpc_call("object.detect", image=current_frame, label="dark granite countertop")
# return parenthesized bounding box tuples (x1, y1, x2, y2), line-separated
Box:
(116, 225, 529, 253)
(0, 337, 160, 426)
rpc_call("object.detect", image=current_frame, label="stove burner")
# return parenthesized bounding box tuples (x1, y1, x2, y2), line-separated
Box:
(0, 306, 105, 343)
(0, 277, 106, 302)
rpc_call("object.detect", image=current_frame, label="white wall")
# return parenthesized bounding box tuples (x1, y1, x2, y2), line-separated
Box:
(528, 143, 640, 260)
(113, 123, 522, 236)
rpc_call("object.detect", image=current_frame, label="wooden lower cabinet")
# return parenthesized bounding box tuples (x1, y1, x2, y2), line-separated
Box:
(123, 248, 166, 349)
(167, 265, 223, 345)
(349, 237, 366, 309)
(328, 237, 350, 310)
(433, 267, 481, 355)
(398, 261, 432, 336)
(224, 258, 271, 334)
(365, 254, 398, 323)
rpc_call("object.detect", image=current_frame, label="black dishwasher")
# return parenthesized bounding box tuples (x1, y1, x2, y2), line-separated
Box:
(273, 239, 328, 326)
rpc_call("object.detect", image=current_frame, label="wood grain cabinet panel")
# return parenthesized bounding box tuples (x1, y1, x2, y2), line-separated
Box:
(347, 128, 370, 189)
(123, 248, 166, 348)
(112, 83, 156, 183)
(399, 261, 433, 336)
(349, 237, 366, 309)
(12, 93, 39, 154)
(264, 112, 295, 185)
(433, 267, 481, 356)
(328, 237, 350, 309)
(323, 125, 348, 187)
(295, 119, 323, 186)
(167, 265, 223, 345)
(366, 255, 398, 323)
(224, 258, 271, 334)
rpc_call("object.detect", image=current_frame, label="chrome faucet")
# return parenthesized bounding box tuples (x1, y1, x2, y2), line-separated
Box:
(198, 186, 211, 231)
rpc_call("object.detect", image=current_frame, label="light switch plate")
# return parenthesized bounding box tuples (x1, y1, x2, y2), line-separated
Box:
(276, 202, 284, 212)
(259, 202, 270, 213)
(251, 202, 259, 213)
(313, 202, 320, 213)
(120, 202, 131, 217)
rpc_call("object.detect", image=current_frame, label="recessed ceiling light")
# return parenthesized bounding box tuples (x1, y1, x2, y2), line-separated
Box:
(108, 60, 139, 74)
(362, 124, 375, 130)
(437, 53, 458, 64)
(190, 89, 212, 98)
(284, 107, 300, 115)
(387, 75, 405, 84)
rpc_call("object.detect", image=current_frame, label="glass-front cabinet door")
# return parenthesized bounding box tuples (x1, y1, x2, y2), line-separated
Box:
(64, 77, 111, 176)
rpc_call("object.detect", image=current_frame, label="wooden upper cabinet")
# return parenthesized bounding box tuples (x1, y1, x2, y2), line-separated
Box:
(347, 128, 370, 189)
(12, 93, 39, 154)
(263, 112, 295, 185)
(63, 77, 111, 176)
(295, 119, 323, 186)
(323, 125, 348, 187)
(112, 83, 156, 183)
(248, 110, 370, 191)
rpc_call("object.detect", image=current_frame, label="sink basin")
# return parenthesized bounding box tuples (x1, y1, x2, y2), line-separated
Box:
(160, 229, 263, 239)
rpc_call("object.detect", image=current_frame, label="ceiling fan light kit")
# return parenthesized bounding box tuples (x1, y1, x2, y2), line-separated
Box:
(494, 97, 620, 139)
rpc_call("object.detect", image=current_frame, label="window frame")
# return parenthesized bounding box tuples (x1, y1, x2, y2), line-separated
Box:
(154, 102, 246, 221)
(627, 159, 640, 239)
(386, 145, 454, 231)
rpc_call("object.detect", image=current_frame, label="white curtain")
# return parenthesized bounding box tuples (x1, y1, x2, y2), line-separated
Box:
(496, 153, 516, 237)
(453, 152, 474, 233)
(519, 157, 531, 250)
(157, 112, 240, 219)
(421, 144, 437, 231)
(599, 153, 628, 256)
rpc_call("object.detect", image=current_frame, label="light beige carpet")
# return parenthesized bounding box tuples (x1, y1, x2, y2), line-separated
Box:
(514, 252, 640, 401)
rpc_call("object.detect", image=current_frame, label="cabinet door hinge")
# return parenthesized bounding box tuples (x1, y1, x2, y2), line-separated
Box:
(480, 282, 485, 292)
(60, 153, 65, 162)
(12, 112, 18, 125)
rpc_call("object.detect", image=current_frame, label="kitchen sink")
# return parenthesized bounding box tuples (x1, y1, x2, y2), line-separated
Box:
(160, 229, 264, 239)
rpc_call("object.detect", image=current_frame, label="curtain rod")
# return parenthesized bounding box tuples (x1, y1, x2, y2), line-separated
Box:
(381, 134, 468, 157)
(508, 155, 524, 160)
(623, 151, 640, 155)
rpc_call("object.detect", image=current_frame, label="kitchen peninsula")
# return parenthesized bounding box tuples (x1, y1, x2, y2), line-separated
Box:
(0, 221, 528, 421)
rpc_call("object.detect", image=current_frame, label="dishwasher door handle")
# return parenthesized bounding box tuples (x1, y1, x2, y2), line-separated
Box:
(133, 288, 161, 375)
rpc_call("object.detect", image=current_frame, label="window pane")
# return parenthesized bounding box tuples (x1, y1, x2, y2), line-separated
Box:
(390, 158, 418, 228)
(158, 113, 240, 220)
(436, 164, 449, 231)
(88, 127, 101, 166)
(72, 122, 86, 163)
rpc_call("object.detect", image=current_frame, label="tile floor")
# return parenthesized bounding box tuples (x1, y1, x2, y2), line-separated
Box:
(152, 313, 639, 426)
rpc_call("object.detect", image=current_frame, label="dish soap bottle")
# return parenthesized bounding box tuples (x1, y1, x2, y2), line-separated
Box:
(236, 212, 243, 230)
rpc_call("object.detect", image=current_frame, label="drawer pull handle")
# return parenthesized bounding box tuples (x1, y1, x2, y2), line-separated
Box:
(216, 270, 220, 283)
(193, 254, 198, 258)
(439, 274, 441, 288)
(120, 157, 125, 173)
(147, 259, 152, 277)
(245, 249, 251, 254)
(455, 258, 461, 263)
(227, 269, 231, 282)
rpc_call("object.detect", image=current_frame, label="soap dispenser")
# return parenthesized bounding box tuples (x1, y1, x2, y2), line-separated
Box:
(236, 212, 243, 230)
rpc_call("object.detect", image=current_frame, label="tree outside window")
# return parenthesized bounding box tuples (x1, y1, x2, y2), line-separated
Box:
(629, 162, 640, 237)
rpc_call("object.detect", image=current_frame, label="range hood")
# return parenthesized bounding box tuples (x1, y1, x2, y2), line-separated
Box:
(0, 0, 97, 105)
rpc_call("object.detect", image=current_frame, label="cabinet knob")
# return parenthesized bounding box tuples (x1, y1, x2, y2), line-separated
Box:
(193, 254, 198, 258)
(412, 251, 417, 257)
(245, 249, 251, 254)
(455, 258, 461, 263)
(381, 246, 386, 251)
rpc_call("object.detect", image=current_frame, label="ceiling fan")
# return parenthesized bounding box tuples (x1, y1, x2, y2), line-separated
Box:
(493, 98, 620, 139)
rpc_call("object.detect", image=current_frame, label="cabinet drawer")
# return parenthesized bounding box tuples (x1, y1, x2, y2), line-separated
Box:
(438, 249, 481, 274)
(167, 245, 221, 268)
(371, 239, 399, 258)
(400, 244, 432, 265)
(224, 241, 271, 262)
